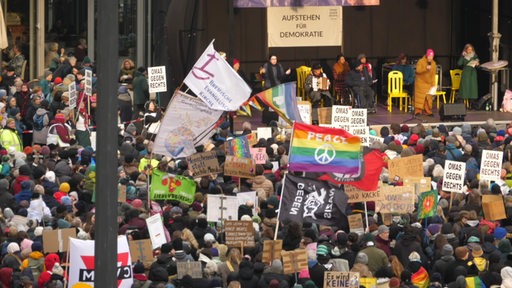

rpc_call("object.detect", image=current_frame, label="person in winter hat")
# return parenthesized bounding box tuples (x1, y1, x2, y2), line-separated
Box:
(21, 241, 45, 282)
(53, 182, 70, 203)
(38, 253, 61, 287)
(15, 180, 35, 204)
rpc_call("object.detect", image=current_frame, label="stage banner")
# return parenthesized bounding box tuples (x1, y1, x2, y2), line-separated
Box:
(184, 40, 251, 111)
(235, 0, 379, 8)
(68, 236, 133, 288)
(267, 6, 342, 47)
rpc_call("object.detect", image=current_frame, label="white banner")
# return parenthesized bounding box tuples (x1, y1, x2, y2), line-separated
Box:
(331, 105, 351, 130)
(267, 6, 342, 47)
(207, 194, 239, 222)
(480, 150, 503, 181)
(146, 214, 168, 250)
(148, 66, 167, 93)
(184, 41, 251, 111)
(152, 91, 223, 158)
(442, 160, 466, 193)
(68, 237, 133, 288)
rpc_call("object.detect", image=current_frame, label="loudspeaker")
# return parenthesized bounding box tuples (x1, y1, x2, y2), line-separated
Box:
(439, 103, 466, 121)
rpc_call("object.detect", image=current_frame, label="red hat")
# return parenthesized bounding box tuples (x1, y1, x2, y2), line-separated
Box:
(54, 113, 66, 123)
(426, 49, 435, 57)
(408, 134, 419, 145)
(233, 58, 240, 66)
(23, 146, 33, 155)
(54, 77, 63, 85)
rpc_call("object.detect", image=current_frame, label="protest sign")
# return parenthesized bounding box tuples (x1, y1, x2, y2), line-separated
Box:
(186, 151, 221, 177)
(251, 147, 268, 164)
(324, 272, 360, 288)
(388, 154, 423, 182)
(118, 184, 126, 203)
(207, 194, 238, 222)
(344, 183, 383, 203)
(349, 126, 369, 147)
(368, 135, 383, 146)
(224, 220, 255, 247)
(442, 160, 466, 193)
(482, 194, 506, 220)
(403, 177, 432, 196)
(150, 171, 196, 204)
(177, 262, 202, 279)
(262, 240, 283, 264)
(85, 69, 93, 96)
(281, 249, 308, 274)
(480, 150, 503, 181)
(349, 108, 367, 127)
(223, 156, 255, 178)
(43, 228, 77, 253)
(146, 214, 167, 249)
(347, 214, 364, 235)
(68, 82, 77, 109)
(375, 185, 415, 214)
(237, 191, 258, 216)
(247, 132, 258, 146)
(129, 239, 153, 267)
(317, 107, 332, 125)
(331, 105, 351, 130)
(225, 135, 251, 158)
(297, 101, 312, 124)
(257, 127, 273, 141)
(359, 278, 377, 288)
(148, 66, 167, 93)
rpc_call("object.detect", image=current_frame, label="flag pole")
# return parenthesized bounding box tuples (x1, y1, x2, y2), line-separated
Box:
(364, 201, 369, 232)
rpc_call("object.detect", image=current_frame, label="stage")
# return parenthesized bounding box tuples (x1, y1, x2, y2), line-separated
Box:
(233, 102, 512, 132)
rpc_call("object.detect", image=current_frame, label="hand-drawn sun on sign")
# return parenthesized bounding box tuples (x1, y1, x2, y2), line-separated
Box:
(314, 144, 336, 164)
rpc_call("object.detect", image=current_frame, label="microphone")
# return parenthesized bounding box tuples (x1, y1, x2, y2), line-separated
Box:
(427, 61, 432, 65)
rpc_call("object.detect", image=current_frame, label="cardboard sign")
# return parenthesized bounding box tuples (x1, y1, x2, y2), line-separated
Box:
(250, 147, 268, 164)
(347, 214, 364, 235)
(262, 240, 283, 264)
(482, 194, 506, 220)
(68, 82, 77, 109)
(148, 66, 167, 93)
(224, 220, 255, 247)
(375, 185, 415, 214)
(129, 239, 154, 267)
(403, 177, 432, 196)
(480, 150, 503, 181)
(349, 109, 367, 127)
(281, 249, 308, 274)
(331, 105, 351, 130)
(84, 69, 93, 96)
(368, 135, 383, 146)
(207, 194, 239, 222)
(186, 151, 221, 177)
(42, 228, 77, 253)
(317, 107, 332, 125)
(247, 132, 258, 146)
(442, 160, 466, 193)
(257, 127, 272, 140)
(344, 183, 383, 203)
(382, 213, 392, 226)
(118, 184, 127, 203)
(324, 272, 360, 288)
(177, 261, 202, 279)
(388, 154, 423, 182)
(297, 101, 312, 124)
(223, 155, 255, 178)
(145, 214, 167, 249)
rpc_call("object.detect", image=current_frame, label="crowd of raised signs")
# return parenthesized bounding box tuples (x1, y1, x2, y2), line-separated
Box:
(2, 53, 512, 287)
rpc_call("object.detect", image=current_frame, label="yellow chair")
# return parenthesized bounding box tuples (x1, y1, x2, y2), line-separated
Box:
(296, 66, 311, 99)
(432, 74, 447, 110)
(387, 71, 409, 112)
(449, 69, 462, 103)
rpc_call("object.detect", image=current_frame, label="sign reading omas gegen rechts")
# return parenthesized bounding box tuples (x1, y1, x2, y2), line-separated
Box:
(148, 66, 167, 93)
(267, 6, 342, 47)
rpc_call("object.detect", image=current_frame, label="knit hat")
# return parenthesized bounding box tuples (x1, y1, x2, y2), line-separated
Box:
(298, 268, 310, 279)
(131, 199, 143, 209)
(23, 146, 33, 155)
(31, 241, 43, 252)
(378, 225, 389, 235)
(389, 277, 401, 288)
(408, 251, 421, 262)
(7, 242, 20, 254)
(355, 252, 368, 264)
(82, 56, 92, 64)
(408, 134, 419, 145)
(463, 144, 473, 154)
(125, 123, 137, 135)
(494, 227, 507, 240)
(204, 233, 216, 243)
(472, 244, 483, 257)
(441, 244, 454, 256)
(45, 171, 56, 183)
(267, 195, 279, 208)
(54, 113, 66, 123)
(59, 183, 70, 193)
(316, 245, 330, 256)
(467, 236, 480, 243)
(34, 226, 44, 237)
(426, 49, 435, 57)
(133, 262, 145, 274)
(52, 263, 64, 276)
(170, 206, 182, 216)
(53, 77, 63, 85)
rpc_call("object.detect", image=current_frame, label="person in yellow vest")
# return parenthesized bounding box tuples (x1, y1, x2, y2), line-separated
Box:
(0, 118, 22, 152)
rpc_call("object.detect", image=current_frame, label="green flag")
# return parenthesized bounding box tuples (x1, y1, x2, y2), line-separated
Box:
(150, 169, 196, 204)
(417, 190, 438, 219)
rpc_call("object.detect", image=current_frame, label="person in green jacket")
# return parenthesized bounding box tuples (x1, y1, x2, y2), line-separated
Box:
(457, 44, 479, 105)
(132, 67, 149, 119)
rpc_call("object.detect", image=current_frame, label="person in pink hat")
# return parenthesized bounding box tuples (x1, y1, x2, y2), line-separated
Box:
(414, 48, 437, 117)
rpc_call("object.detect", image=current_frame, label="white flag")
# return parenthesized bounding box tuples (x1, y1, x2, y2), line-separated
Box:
(184, 40, 251, 111)
(68, 236, 133, 288)
(152, 90, 223, 158)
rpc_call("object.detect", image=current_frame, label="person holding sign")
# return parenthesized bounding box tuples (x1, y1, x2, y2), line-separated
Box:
(305, 63, 333, 109)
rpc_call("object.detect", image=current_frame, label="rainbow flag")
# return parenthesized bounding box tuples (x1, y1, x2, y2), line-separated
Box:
(417, 190, 438, 219)
(225, 135, 251, 158)
(466, 276, 486, 288)
(254, 82, 303, 125)
(411, 266, 429, 288)
(289, 122, 363, 174)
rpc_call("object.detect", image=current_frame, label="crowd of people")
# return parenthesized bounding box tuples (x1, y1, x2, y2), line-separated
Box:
(0, 42, 508, 288)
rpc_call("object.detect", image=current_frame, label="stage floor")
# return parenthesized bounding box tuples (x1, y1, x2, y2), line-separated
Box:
(234, 102, 511, 132)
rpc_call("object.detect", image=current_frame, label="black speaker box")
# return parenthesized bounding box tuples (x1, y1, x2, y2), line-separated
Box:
(439, 103, 466, 121)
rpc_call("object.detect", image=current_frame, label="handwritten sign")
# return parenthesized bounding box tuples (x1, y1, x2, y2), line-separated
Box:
(118, 184, 126, 203)
(177, 262, 202, 279)
(403, 177, 432, 196)
(250, 147, 268, 164)
(145, 214, 167, 249)
(68, 82, 77, 109)
(349, 108, 367, 127)
(224, 156, 255, 178)
(344, 183, 383, 203)
(388, 154, 423, 182)
(129, 239, 153, 267)
(480, 150, 503, 181)
(317, 107, 332, 125)
(224, 220, 255, 247)
(281, 249, 308, 274)
(297, 101, 312, 124)
(324, 272, 360, 288)
(442, 160, 466, 193)
(347, 214, 364, 235)
(375, 185, 415, 214)
(262, 240, 283, 264)
(148, 66, 167, 93)
(331, 105, 351, 130)
(84, 69, 93, 96)
(186, 151, 221, 177)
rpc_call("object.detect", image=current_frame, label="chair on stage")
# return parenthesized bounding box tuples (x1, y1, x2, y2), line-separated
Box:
(432, 74, 447, 110)
(387, 70, 409, 112)
(449, 69, 462, 104)
(296, 66, 311, 99)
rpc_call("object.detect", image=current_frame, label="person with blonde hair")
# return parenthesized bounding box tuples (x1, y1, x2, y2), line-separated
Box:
(119, 58, 136, 83)
(217, 248, 242, 287)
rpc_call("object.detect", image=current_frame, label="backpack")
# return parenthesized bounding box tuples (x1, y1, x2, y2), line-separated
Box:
(33, 112, 47, 131)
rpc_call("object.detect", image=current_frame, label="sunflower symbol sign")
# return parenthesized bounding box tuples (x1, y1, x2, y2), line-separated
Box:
(314, 144, 336, 164)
